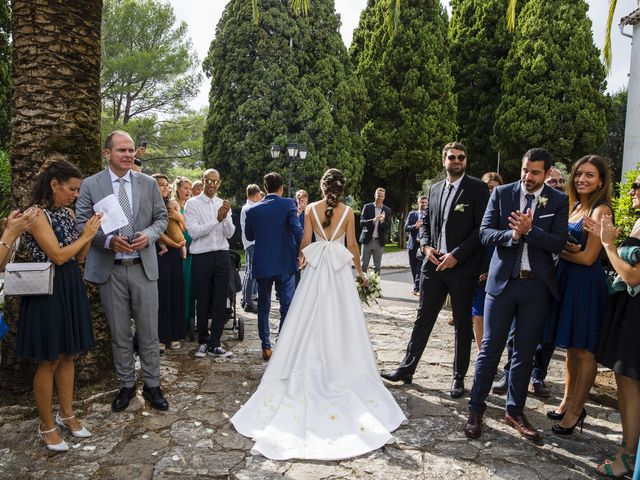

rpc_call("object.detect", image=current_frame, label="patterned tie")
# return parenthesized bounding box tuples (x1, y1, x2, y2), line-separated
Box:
(118, 177, 134, 238)
(511, 193, 535, 278)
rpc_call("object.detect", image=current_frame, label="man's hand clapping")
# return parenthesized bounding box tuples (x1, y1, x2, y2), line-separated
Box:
(509, 209, 533, 240)
(217, 199, 231, 223)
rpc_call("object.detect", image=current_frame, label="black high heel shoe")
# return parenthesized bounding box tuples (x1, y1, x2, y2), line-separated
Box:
(552, 408, 587, 435)
(546, 409, 565, 420)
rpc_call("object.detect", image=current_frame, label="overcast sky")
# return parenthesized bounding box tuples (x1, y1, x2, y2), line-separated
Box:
(168, 0, 634, 109)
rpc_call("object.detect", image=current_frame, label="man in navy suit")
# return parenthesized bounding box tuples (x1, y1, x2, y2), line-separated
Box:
(359, 188, 391, 274)
(404, 194, 428, 295)
(381, 142, 489, 398)
(465, 148, 568, 443)
(245, 172, 303, 361)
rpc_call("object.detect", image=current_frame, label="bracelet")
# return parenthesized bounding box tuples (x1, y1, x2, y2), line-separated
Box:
(0, 240, 12, 250)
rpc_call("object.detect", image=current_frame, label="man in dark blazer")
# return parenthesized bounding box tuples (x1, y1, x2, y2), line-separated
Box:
(465, 148, 568, 443)
(245, 172, 303, 361)
(359, 187, 391, 274)
(404, 194, 428, 295)
(381, 142, 489, 398)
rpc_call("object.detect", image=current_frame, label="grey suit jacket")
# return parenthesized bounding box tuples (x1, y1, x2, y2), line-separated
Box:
(76, 168, 168, 284)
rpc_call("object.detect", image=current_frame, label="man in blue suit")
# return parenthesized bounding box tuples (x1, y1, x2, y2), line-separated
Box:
(245, 172, 303, 361)
(404, 194, 428, 295)
(465, 148, 568, 443)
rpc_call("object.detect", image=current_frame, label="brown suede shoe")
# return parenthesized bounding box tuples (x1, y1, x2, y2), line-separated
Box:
(262, 348, 272, 361)
(464, 411, 483, 439)
(504, 413, 542, 442)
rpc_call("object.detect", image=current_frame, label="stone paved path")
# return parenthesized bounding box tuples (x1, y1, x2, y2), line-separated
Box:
(0, 257, 625, 479)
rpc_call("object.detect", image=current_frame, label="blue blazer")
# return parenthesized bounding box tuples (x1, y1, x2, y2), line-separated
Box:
(404, 210, 424, 250)
(359, 203, 391, 246)
(245, 194, 303, 280)
(480, 181, 569, 299)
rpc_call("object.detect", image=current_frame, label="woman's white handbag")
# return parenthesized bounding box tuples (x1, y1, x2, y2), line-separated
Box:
(4, 261, 55, 296)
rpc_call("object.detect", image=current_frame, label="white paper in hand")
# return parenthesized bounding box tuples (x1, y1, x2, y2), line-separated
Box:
(93, 194, 129, 234)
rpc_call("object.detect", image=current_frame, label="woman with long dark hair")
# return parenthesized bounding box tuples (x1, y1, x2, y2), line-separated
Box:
(17, 159, 102, 451)
(544, 155, 613, 435)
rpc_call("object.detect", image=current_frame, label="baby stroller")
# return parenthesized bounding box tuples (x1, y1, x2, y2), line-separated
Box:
(226, 250, 244, 341)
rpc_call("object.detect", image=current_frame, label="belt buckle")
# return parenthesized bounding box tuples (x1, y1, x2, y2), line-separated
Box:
(519, 270, 531, 279)
(121, 259, 135, 267)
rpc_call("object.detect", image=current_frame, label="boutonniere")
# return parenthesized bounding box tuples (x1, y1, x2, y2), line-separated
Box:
(454, 203, 468, 213)
(538, 196, 548, 208)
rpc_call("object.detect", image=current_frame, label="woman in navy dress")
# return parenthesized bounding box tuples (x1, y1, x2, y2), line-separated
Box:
(17, 160, 102, 451)
(545, 155, 612, 435)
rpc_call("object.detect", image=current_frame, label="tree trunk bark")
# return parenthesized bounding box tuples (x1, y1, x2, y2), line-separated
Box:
(1, 0, 110, 394)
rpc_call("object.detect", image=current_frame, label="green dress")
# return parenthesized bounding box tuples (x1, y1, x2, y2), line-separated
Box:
(181, 206, 195, 332)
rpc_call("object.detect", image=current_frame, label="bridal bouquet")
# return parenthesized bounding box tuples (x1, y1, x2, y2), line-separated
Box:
(356, 270, 382, 306)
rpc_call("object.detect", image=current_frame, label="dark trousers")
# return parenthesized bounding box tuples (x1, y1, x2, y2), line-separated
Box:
(404, 271, 476, 379)
(192, 250, 230, 347)
(157, 246, 185, 345)
(503, 320, 556, 382)
(408, 245, 421, 291)
(256, 274, 295, 350)
(469, 277, 550, 417)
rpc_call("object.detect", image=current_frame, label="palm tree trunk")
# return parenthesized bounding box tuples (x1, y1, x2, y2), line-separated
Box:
(1, 0, 110, 394)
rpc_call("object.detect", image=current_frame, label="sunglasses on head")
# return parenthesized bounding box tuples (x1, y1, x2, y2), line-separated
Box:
(630, 182, 640, 192)
(446, 154, 466, 161)
(204, 179, 221, 186)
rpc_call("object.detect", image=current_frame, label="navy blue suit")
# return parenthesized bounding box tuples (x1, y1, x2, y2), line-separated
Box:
(469, 181, 568, 417)
(404, 209, 425, 291)
(246, 194, 303, 349)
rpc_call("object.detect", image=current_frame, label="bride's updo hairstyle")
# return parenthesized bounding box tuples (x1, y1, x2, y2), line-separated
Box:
(320, 168, 345, 228)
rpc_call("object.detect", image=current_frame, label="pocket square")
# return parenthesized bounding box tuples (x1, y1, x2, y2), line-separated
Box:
(539, 213, 555, 218)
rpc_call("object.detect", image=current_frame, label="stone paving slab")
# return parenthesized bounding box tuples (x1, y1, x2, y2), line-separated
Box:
(0, 267, 624, 479)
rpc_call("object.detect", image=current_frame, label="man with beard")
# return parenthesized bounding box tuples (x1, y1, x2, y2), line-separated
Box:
(381, 142, 489, 399)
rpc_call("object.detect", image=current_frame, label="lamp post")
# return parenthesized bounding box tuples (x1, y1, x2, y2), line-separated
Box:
(270, 141, 308, 197)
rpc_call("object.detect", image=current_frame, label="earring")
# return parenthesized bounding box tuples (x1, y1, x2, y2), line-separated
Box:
(598, 184, 602, 189)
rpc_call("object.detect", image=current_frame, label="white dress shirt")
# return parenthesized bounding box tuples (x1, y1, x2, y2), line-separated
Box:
(106, 168, 139, 260)
(438, 174, 465, 253)
(184, 193, 235, 254)
(372, 205, 383, 239)
(240, 199, 256, 250)
(518, 182, 544, 271)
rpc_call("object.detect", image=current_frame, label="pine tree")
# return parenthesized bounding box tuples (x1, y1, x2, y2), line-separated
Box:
(449, 0, 514, 176)
(351, 0, 457, 221)
(493, 0, 607, 180)
(0, 0, 10, 149)
(202, 0, 366, 201)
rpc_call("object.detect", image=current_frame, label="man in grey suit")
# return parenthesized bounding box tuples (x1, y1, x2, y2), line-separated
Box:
(77, 130, 169, 412)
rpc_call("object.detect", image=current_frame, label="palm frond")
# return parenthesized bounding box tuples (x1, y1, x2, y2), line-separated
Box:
(289, 0, 310, 17)
(507, 0, 517, 31)
(603, 0, 618, 71)
(252, 0, 259, 24)
(384, 0, 401, 35)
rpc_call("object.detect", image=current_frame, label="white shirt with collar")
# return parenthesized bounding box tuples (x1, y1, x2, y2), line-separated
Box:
(106, 168, 139, 260)
(184, 193, 235, 254)
(438, 174, 465, 253)
(240, 199, 256, 250)
(519, 182, 545, 271)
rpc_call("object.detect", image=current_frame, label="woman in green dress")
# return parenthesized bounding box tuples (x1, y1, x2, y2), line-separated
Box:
(173, 177, 195, 338)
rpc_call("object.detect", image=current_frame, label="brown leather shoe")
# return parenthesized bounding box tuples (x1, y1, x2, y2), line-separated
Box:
(262, 348, 272, 361)
(504, 413, 542, 442)
(464, 411, 483, 439)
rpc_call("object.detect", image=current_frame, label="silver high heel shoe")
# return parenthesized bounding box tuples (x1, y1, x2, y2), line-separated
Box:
(55, 412, 92, 438)
(37, 425, 69, 452)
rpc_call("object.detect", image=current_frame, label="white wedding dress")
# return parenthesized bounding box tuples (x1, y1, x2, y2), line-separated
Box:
(231, 206, 407, 461)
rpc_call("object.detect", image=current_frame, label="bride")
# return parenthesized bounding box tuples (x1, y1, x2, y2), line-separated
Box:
(231, 168, 407, 460)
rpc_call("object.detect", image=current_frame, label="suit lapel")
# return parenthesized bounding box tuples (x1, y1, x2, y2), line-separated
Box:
(532, 184, 551, 222)
(447, 176, 467, 217)
(512, 181, 521, 212)
(131, 171, 141, 222)
(98, 168, 113, 199)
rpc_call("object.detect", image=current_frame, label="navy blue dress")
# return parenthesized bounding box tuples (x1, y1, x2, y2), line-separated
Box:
(16, 208, 94, 361)
(544, 218, 608, 353)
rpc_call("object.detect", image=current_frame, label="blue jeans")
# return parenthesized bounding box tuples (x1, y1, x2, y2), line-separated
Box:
(242, 245, 257, 308)
(256, 274, 295, 350)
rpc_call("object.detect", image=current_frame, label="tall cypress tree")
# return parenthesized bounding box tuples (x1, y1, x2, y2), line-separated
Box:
(202, 0, 366, 201)
(350, 0, 457, 221)
(449, 0, 514, 176)
(0, 0, 10, 149)
(492, 0, 607, 180)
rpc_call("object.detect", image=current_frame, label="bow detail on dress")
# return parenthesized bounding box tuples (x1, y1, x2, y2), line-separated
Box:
(303, 241, 353, 272)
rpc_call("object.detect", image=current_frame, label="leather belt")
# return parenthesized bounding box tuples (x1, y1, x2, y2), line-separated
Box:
(518, 270, 534, 279)
(114, 258, 142, 266)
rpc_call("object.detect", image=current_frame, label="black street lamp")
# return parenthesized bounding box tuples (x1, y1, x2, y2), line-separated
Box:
(270, 141, 307, 197)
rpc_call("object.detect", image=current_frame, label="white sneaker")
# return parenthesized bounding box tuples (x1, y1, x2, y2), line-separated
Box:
(208, 346, 233, 358)
(194, 344, 208, 358)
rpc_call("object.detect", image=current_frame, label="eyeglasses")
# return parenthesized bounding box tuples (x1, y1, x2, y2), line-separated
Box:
(204, 179, 221, 186)
(446, 154, 466, 161)
(546, 179, 564, 184)
(630, 182, 640, 192)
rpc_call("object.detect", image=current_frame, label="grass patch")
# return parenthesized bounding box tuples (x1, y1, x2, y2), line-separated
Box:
(384, 244, 402, 254)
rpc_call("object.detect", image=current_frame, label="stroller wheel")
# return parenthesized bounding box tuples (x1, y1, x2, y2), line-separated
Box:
(237, 317, 244, 342)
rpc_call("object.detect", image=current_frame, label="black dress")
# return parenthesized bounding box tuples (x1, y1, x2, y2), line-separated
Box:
(595, 236, 640, 381)
(16, 208, 94, 361)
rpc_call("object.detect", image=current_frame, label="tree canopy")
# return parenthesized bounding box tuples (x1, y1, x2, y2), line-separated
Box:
(202, 0, 366, 201)
(351, 0, 457, 217)
(101, 0, 201, 125)
(493, 0, 608, 179)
